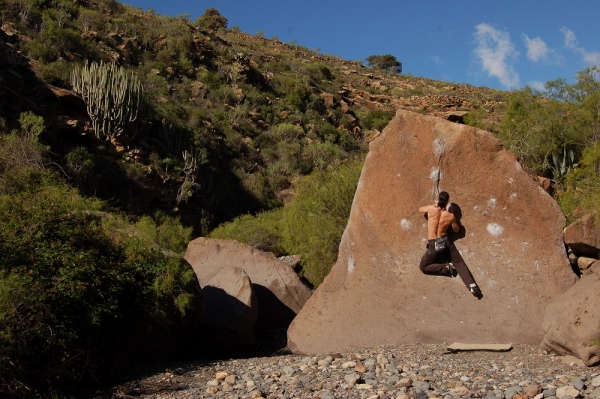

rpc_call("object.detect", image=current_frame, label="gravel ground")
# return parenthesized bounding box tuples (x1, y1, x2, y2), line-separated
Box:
(88, 343, 600, 399)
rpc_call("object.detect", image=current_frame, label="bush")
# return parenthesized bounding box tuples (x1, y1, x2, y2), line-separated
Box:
(208, 208, 285, 254)
(280, 160, 363, 285)
(302, 141, 342, 171)
(18, 111, 45, 139)
(358, 109, 395, 131)
(0, 151, 201, 397)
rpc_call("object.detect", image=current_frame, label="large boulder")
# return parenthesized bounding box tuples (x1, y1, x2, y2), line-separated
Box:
(184, 238, 313, 330)
(564, 213, 600, 257)
(287, 109, 577, 355)
(540, 263, 600, 366)
(200, 266, 258, 352)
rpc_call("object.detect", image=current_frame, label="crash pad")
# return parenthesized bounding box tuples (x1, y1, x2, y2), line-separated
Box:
(446, 342, 513, 352)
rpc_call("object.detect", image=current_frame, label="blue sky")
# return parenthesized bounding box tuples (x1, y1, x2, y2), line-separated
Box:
(120, 1, 600, 91)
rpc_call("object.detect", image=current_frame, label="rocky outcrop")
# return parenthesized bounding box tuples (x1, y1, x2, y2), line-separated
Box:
(184, 238, 313, 331)
(540, 263, 600, 366)
(564, 213, 600, 258)
(287, 109, 577, 355)
(200, 267, 258, 349)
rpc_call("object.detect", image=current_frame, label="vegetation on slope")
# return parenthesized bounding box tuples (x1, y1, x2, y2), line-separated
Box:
(498, 67, 600, 221)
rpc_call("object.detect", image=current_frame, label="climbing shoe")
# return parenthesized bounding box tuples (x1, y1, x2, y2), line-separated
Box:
(446, 262, 457, 277)
(469, 284, 483, 299)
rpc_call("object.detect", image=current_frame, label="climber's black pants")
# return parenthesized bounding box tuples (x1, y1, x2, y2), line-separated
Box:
(419, 239, 476, 289)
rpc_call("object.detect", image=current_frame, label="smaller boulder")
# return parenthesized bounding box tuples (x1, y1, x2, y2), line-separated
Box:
(185, 238, 312, 331)
(564, 213, 600, 257)
(540, 270, 600, 366)
(577, 257, 597, 272)
(200, 267, 258, 355)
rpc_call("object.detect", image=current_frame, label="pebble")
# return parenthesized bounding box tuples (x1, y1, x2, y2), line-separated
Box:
(93, 344, 600, 399)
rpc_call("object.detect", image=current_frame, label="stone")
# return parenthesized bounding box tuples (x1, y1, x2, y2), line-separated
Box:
(505, 386, 523, 399)
(577, 257, 596, 271)
(356, 383, 374, 390)
(540, 269, 600, 366)
(537, 176, 552, 193)
(452, 386, 471, 396)
(344, 373, 360, 384)
(206, 386, 219, 394)
(556, 386, 579, 398)
(185, 238, 312, 331)
(592, 375, 600, 387)
(216, 371, 230, 380)
(570, 379, 585, 391)
(224, 374, 237, 384)
(524, 384, 542, 397)
(564, 214, 600, 257)
(342, 361, 357, 368)
(355, 362, 367, 373)
(377, 353, 389, 365)
(396, 378, 413, 388)
(287, 109, 577, 355)
(319, 92, 335, 107)
(200, 267, 258, 351)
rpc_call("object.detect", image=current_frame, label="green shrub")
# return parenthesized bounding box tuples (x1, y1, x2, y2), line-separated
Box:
(65, 145, 95, 185)
(302, 141, 342, 171)
(0, 133, 46, 177)
(559, 141, 600, 220)
(21, 38, 57, 62)
(40, 60, 73, 87)
(280, 160, 363, 285)
(463, 107, 490, 130)
(358, 109, 395, 131)
(208, 208, 285, 254)
(269, 123, 304, 143)
(0, 157, 201, 397)
(18, 111, 45, 139)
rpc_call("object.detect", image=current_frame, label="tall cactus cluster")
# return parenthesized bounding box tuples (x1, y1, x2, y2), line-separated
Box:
(70, 61, 145, 142)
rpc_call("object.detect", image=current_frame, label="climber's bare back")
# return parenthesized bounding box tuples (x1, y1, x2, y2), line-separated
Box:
(419, 204, 459, 240)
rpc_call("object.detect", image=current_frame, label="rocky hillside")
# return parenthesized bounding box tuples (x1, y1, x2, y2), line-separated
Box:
(0, 0, 508, 234)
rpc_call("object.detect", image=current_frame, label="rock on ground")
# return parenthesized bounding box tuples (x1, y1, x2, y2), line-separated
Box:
(541, 264, 600, 366)
(185, 238, 313, 331)
(90, 344, 600, 399)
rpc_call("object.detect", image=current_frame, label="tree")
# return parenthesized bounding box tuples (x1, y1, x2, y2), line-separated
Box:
(365, 54, 402, 74)
(196, 8, 227, 30)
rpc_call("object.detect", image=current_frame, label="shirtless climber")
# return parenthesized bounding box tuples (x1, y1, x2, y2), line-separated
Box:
(418, 191, 482, 299)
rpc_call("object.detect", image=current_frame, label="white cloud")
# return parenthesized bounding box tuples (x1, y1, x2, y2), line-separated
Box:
(561, 27, 578, 49)
(473, 23, 520, 89)
(432, 55, 444, 65)
(527, 80, 546, 91)
(523, 35, 548, 62)
(561, 26, 600, 67)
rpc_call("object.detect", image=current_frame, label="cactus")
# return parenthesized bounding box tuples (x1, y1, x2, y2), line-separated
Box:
(176, 150, 208, 206)
(70, 61, 145, 141)
(552, 146, 576, 177)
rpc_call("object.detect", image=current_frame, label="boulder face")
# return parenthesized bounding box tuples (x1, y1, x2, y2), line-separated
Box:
(540, 264, 600, 366)
(184, 238, 313, 331)
(287, 109, 577, 355)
